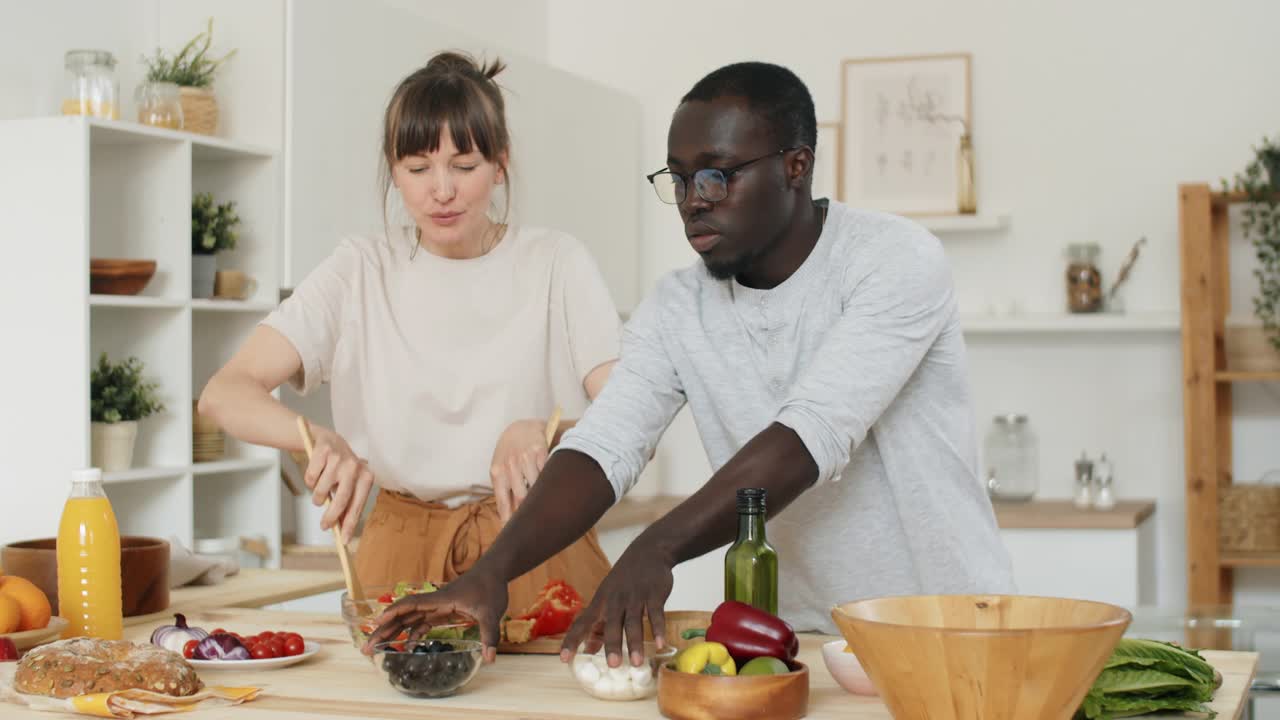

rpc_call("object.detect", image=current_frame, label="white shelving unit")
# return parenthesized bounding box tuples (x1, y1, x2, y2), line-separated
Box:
(918, 213, 1011, 233)
(960, 312, 1182, 333)
(0, 116, 283, 566)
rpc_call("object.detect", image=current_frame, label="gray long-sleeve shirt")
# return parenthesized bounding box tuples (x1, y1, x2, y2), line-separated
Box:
(558, 200, 1015, 633)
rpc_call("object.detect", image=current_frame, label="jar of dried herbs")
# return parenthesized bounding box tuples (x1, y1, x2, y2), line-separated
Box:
(1066, 243, 1103, 313)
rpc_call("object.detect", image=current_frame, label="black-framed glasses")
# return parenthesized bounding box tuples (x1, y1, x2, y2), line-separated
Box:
(646, 146, 802, 205)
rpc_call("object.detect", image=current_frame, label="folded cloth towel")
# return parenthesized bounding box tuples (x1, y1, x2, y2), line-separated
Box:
(167, 536, 239, 589)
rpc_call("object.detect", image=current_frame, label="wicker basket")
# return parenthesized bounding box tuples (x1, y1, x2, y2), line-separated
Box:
(1220, 483, 1280, 551)
(179, 87, 218, 136)
(192, 401, 225, 462)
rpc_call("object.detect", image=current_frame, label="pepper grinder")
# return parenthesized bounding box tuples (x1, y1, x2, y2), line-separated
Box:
(1073, 452, 1094, 510)
(1093, 453, 1115, 510)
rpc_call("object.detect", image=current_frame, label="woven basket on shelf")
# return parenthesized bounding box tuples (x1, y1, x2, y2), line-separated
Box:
(179, 87, 218, 136)
(1220, 483, 1280, 551)
(192, 400, 225, 462)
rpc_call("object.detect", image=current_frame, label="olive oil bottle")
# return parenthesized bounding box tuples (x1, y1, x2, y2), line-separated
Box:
(724, 487, 778, 614)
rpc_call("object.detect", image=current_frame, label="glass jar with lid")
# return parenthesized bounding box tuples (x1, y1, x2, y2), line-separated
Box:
(983, 414, 1039, 502)
(1066, 243, 1103, 313)
(135, 81, 184, 130)
(62, 50, 120, 120)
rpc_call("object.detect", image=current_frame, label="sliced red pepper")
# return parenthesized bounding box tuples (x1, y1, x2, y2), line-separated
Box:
(516, 579, 583, 639)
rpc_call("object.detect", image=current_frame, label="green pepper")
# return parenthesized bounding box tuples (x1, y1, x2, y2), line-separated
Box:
(674, 641, 737, 676)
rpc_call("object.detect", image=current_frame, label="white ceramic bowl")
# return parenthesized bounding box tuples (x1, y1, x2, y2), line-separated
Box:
(821, 639, 878, 696)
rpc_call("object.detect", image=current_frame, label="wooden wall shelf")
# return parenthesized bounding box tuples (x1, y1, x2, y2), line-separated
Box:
(1179, 182, 1280, 615)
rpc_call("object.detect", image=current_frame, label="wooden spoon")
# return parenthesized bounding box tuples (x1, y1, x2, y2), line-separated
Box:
(295, 415, 372, 617)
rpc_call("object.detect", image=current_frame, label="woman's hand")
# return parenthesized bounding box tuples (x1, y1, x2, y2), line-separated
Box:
(489, 418, 552, 523)
(304, 425, 375, 543)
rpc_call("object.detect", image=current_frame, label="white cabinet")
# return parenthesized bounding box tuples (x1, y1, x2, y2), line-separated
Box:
(1000, 523, 1157, 608)
(0, 117, 283, 564)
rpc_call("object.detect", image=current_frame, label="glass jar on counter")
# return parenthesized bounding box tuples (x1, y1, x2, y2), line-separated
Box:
(135, 81, 184, 130)
(1066, 243, 1103, 313)
(983, 414, 1039, 502)
(62, 50, 119, 119)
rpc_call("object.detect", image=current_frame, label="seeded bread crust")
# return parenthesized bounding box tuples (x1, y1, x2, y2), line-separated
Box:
(14, 638, 204, 699)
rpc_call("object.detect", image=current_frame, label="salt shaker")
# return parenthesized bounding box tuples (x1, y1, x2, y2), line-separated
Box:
(1093, 453, 1115, 510)
(1073, 452, 1094, 509)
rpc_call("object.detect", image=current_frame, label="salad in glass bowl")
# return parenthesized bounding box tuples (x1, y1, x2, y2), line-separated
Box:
(341, 580, 479, 649)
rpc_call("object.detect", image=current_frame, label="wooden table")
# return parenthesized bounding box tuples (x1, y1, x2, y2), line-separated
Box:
(123, 569, 344, 628)
(3, 606, 1258, 719)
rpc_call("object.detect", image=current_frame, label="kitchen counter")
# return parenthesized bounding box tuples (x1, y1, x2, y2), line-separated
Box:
(123, 569, 345, 628)
(5, 606, 1258, 719)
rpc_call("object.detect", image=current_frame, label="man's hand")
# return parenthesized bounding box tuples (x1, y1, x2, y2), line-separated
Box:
(559, 542, 674, 669)
(362, 570, 509, 663)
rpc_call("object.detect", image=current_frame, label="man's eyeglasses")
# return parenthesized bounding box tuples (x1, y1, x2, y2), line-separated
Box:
(646, 146, 802, 205)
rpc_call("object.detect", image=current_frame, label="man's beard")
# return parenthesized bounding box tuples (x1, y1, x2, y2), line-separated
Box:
(702, 237, 774, 281)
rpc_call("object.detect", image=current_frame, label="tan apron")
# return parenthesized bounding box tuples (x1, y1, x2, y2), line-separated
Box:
(353, 489, 612, 615)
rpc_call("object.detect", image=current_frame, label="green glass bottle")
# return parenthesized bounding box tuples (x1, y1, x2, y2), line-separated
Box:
(724, 488, 778, 615)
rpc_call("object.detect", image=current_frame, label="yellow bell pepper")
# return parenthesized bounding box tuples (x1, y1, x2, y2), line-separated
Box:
(675, 641, 737, 676)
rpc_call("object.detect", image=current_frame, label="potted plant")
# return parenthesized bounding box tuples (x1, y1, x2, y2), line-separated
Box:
(191, 191, 239, 298)
(90, 353, 164, 472)
(140, 18, 236, 136)
(1224, 135, 1280, 357)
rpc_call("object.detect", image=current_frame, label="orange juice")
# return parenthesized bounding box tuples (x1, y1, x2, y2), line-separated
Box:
(56, 469, 122, 640)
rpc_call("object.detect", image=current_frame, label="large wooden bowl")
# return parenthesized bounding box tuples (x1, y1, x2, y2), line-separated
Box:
(831, 594, 1131, 720)
(657, 661, 809, 720)
(1, 537, 170, 617)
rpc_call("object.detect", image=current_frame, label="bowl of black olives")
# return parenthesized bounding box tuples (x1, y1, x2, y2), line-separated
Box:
(371, 639, 484, 698)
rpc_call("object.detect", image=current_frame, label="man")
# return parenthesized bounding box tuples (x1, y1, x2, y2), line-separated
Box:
(366, 61, 1014, 668)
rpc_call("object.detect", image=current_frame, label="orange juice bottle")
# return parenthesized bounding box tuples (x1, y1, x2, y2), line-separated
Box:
(56, 468, 122, 639)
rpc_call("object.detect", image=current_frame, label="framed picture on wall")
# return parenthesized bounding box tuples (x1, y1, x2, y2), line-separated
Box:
(813, 122, 840, 202)
(840, 53, 971, 216)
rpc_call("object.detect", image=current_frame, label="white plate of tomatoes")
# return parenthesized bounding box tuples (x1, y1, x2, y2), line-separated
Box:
(185, 629, 321, 671)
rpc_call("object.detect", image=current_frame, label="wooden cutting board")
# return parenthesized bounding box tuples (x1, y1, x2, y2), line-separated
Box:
(498, 635, 565, 655)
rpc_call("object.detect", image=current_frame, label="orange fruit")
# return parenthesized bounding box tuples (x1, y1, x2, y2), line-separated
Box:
(0, 593, 20, 634)
(0, 575, 52, 632)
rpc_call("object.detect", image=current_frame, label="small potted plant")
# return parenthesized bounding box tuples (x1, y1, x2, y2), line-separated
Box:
(1224, 135, 1280, 356)
(140, 17, 236, 136)
(90, 353, 164, 471)
(192, 191, 239, 298)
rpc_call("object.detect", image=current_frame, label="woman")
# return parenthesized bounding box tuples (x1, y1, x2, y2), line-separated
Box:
(198, 51, 619, 613)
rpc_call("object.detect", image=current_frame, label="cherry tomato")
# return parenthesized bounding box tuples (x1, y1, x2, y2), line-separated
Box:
(251, 645, 271, 660)
(282, 632, 302, 645)
(284, 636, 305, 657)
(182, 639, 199, 659)
(211, 628, 226, 636)
(268, 637, 286, 658)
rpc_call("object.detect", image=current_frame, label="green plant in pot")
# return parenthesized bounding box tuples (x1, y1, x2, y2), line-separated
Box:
(140, 17, 236, 136)
(191, 191, 239, 299)
(1224, 134, 1280, 352)
(90, 353, 164, 472)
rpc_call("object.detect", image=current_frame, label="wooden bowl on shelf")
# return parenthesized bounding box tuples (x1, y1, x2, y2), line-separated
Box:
(1, 537, 170, 617)
(831, 594, 1131, 720)
(90, 259, 156, 295)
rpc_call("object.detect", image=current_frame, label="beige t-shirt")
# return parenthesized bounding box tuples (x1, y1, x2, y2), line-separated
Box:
(263, 226, 621, 501)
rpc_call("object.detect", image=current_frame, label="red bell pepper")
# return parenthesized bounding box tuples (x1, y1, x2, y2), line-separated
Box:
(682, 600, 799, 665)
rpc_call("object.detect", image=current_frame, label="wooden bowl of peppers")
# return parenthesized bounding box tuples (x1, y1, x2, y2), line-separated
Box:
(657, 602, 808, 720)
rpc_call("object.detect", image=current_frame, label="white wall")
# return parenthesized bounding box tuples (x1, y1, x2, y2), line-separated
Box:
(546, 0, 1280, 609)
